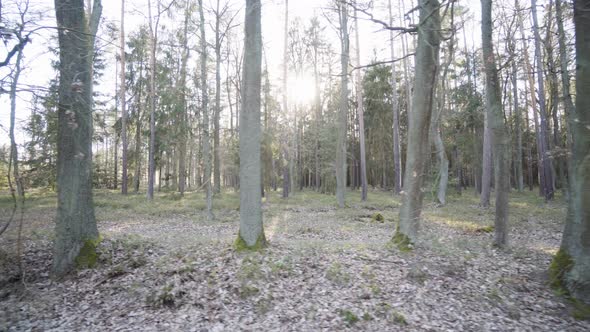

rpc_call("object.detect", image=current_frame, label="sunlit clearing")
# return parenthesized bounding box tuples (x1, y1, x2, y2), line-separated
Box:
(289, 74, 316, 106)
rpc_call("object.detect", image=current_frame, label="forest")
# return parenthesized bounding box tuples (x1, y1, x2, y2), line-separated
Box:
(1, 0, 589, 330)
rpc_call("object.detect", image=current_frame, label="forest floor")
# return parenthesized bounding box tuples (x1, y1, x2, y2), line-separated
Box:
(1, 188, 589, 331)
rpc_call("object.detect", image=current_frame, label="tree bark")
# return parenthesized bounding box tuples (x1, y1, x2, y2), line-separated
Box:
(336, 0, 349, 208)
(531, 0, 555, 200)
(481, 0, 511, 248)
(394, 0, 440, 246)
(388, 0, 402, 195)
(146, 0, 157, 201)
(213, 0, 222, 195)
(120, 0, 128, 195)
(555, 0, 575, 154)
(353, 5, 367, 201)
(52, 0, 101, 276)
(178, 0, 190, 196)
(480, 112, 492, 207)
(238, 0, 266, 248)
(554, 0, 590, 305)
(199, 0, 214, 220)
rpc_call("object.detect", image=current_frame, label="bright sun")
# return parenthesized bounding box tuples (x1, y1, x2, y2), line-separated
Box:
(288, 74, 316, 106)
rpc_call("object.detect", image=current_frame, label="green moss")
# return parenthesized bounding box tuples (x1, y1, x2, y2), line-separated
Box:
(391, 229, 413, 252)
(234, 232, 267, 252)
(339, 309, 359, 326)
(371, 213, 385, 222)
(572, 300, 590, 321)
(475, 225, 494, 233)
(75, 235, 102, 269)
(549, 249, 574, 292)
(391, 311, 408, 325)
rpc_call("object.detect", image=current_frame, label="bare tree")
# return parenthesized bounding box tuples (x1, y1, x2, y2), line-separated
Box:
(388, 0, 401, 195)
(336, 0, 349, 208)
(353, 4, 367, 201)
(52, 0, 102, 276)
(237, 0, 266, 248)
(481, 0, 510, 248)
(531, 0, 554, 201)
(198, 0, 214, 220)
(120, 0, 128, 195)
(393, 0, 440, 248)
(552, 0, 590, 305)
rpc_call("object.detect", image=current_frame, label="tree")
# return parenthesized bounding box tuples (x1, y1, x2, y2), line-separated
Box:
(335, 0, 349, 208)
(388, 0, 402, 195)
(146, 0, 157, 200)
(353, 5, 367, 201)
(393, 0, 440, 247)
(120, 0, 128, 195)
(282, 0, 290, 199)
(481, 0, 510, 248)
(177, 0, 191, 196)
(198, 0, 213, 220)
(52, 0, 102, 276)
(530, 0, 554, 201)
(551, 0, 590, 305)
(236, 0, 266, 248)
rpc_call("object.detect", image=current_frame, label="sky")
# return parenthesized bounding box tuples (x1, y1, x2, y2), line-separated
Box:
(0, 0, 483, 146)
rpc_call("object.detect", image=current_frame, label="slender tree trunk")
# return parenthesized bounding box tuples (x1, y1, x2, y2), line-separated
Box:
(516, 0, 537, 192)
(554, 0, 590, 304)
(213, 0, 222, 194)
(480, 112, 492, 207)
(133, 62, 144, 193)
(147, 0, 157, 201)
(237, 0, 266, 248)
(199, 0, 214, 220)
(555, 0, 575, 154)
(511, 59, 524, 192)
(389, 0, 401, 195)
(394, 0, 440, 247)
(432, 18, 454, 206)
(178, 0, 190, 196)
(353, 6, 367, 201)
(53, 0, 101, 276)
(120, 0, 128, 195)
(531, 0, 555, 200)
(482, 0, 511, 248)
(9, 31, 24, 200)
(281, 0, 290, 198)
(336, 1, 349, 208)
(114, 62, 119, 190)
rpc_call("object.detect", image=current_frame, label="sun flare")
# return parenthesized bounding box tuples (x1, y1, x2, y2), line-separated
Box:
(288, 74, 316, 105)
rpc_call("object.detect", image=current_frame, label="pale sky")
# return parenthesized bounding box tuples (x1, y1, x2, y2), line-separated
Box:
(0, 0, 483, 146)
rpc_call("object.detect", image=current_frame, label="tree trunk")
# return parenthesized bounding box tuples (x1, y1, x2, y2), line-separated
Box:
(481, 0, 511, 248)
(146, 0, 157, 201)
(178, 0, 190, 196)
(133, 61, 144, 193)
(353, 6, 368, 201)
(511, 59, 524, 192)
(555, 0, 575, 155)
(237, 0, 266, 248)
(531, 0, 555, 200)
(53, 0, 101, 276)
(199, 0, 214, 220)
(394, 0, 440, 247)
(388, 0, 402, 195)
(336, 1, 349, 208)
(120, 0, 128, 195)
(553, 0, 590, 304)
(480, 112, 492, 207)
(213, 0, 222, 195)
(281, 0, 290, 198)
